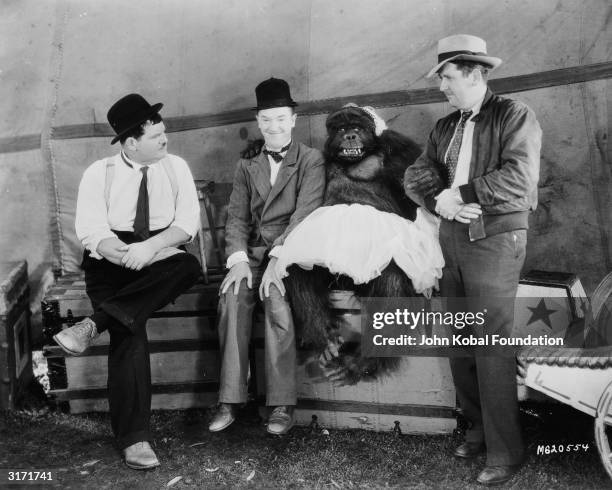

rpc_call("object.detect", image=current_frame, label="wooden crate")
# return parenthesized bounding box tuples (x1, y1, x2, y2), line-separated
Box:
(514, 270, 588, 401)
(254, 291, 457, 434)
(42, 274, 225, 413)
(0, 261, 33, 410)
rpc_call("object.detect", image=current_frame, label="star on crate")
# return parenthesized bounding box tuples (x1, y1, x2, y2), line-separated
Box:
(526, 299, 557, 329)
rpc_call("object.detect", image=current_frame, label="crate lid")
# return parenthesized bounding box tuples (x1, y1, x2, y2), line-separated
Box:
(0, 261, 28, 315)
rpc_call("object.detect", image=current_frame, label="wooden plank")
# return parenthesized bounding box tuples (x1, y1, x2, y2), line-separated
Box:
(64, 351, 220, 388)
(67, 392, 218, 413)
(51, 381, 219, 413)
(296, 398, 454, 418)
(294, 409, 455, 434)
(44, 316, 218, 355)
(0, 134, 41, 154)
(294, 356, 455, 407)
(47, 289, 220, 318)
(46, 280, 220, 300)
(3, 61, 606, 150)
(50, 380, 219, 399)
(45, 338, 219, 358)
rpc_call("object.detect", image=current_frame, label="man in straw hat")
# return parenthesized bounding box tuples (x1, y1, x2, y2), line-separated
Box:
(54, 93, 202, 469)
(404, 35, 541, 485)
(209, 77, 325, 435)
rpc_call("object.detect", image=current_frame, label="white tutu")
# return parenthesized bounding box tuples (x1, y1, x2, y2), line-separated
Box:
(275, 204, 444, 294)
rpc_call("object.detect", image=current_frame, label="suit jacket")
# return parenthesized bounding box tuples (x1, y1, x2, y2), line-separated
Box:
(224, 141, 325, 267)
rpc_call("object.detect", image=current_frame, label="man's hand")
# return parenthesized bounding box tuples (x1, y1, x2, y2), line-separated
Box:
(221, 261, 252, 295)
(120, 241, 157, 271)
(434, 188, 464, 220)
(453, 203, 482, 224)
(96, 237, 128, 266)
(259, 257, 286, 299)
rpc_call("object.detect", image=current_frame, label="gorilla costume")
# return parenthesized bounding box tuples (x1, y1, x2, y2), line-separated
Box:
(274, 104, 444, 383)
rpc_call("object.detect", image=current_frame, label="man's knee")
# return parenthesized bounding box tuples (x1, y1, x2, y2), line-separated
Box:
(262, 284, 289, 307)
(219, 279, 252, 307)
(169, 252, 202, 281)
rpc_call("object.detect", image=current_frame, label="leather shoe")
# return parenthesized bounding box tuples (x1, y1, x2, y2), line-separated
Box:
(476, 465, 521, 485)
(123, 441, 160, 470)
(53, 318, 99, 356)
(209, 403, 236, 432)
(267, 406, 295, 435)
(454, 441, 486, 459)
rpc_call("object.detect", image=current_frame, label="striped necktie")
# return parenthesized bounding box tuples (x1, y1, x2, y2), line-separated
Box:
(444, 110, 472, 187)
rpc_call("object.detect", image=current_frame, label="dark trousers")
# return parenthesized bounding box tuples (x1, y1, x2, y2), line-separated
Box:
(82, 239, 201, 449)
(440, 220, 526, 466)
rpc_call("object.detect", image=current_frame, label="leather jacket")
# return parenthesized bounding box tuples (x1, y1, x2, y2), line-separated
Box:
(405, 89, 541, 236)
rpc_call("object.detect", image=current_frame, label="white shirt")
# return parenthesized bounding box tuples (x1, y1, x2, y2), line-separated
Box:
(268, 155, 283, 186)
(225, 144, 290, 269)
(446, 96, 485, 189)
(75, 152, 201, 260)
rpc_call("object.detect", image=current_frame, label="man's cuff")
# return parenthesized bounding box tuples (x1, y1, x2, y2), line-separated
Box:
(226, 251, 249, 269)
(459, 183, 478, 204)
(170, 221, 199, 243)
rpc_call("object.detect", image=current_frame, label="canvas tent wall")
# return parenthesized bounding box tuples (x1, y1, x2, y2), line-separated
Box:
(1, 0, 610, 335)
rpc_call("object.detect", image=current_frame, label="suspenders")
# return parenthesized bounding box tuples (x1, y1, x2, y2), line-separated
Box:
(102, 155, 209, 282)
(103, 156, 179, 211)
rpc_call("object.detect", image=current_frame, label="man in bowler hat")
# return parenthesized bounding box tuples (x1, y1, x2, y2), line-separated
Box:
(209, 78, 325, 435)
(404, 35, 541, 485)
(54, 94, 202, 469)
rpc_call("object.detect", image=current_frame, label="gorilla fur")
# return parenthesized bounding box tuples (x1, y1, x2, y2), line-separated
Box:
(282, 105, 424, 383)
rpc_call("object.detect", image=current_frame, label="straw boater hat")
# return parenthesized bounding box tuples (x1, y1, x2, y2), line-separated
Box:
(426, 34, 502, 78)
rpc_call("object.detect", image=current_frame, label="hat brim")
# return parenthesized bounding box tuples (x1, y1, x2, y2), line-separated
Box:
(425, 54, 502, 78)
(251, 101, 299, 111)
(110, 102, 164, 144)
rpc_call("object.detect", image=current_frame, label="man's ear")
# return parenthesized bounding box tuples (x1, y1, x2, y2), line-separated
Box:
(124, 136, 141, 152)
(471, 69, 483, 85)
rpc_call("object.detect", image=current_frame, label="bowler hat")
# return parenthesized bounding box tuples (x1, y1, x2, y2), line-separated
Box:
(253, 77, 298, 111)
(426, 34, 502, 78)
(107, 93, 163, 144)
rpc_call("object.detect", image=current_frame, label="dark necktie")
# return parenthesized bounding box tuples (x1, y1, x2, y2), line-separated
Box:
(444, 110, 472, 187)
(263, 142, 291, 163)
(133, 166, 150, 240)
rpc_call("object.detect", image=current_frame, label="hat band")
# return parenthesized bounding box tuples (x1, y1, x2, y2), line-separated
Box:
(257, 97, 298, 108)
(438, 50, 488, 63)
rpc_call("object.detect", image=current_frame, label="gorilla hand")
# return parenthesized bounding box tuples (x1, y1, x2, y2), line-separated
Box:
(404, 166, 443, 197)
(240, 138, 265, 159)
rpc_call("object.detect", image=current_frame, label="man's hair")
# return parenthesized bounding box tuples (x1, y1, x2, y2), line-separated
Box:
(448, 60, 490, 80)
(119, 113, 163, 144)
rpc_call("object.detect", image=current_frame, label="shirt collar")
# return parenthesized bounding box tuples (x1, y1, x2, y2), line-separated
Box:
(121, 151, 151, 170)
(463, 92, 486, 120)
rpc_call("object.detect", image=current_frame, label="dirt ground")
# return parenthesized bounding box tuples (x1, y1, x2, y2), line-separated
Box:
(1, 393, 611, 489)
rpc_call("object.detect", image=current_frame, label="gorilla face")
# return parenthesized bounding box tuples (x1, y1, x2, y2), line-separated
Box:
(325, 107, 378, 163)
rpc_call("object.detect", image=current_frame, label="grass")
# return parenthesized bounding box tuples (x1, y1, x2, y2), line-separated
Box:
(1, 400, 611, 489)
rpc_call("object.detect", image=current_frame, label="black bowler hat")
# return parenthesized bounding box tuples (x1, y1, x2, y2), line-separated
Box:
(252, 77, 298, 111)
(107, 93, 164, 144)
